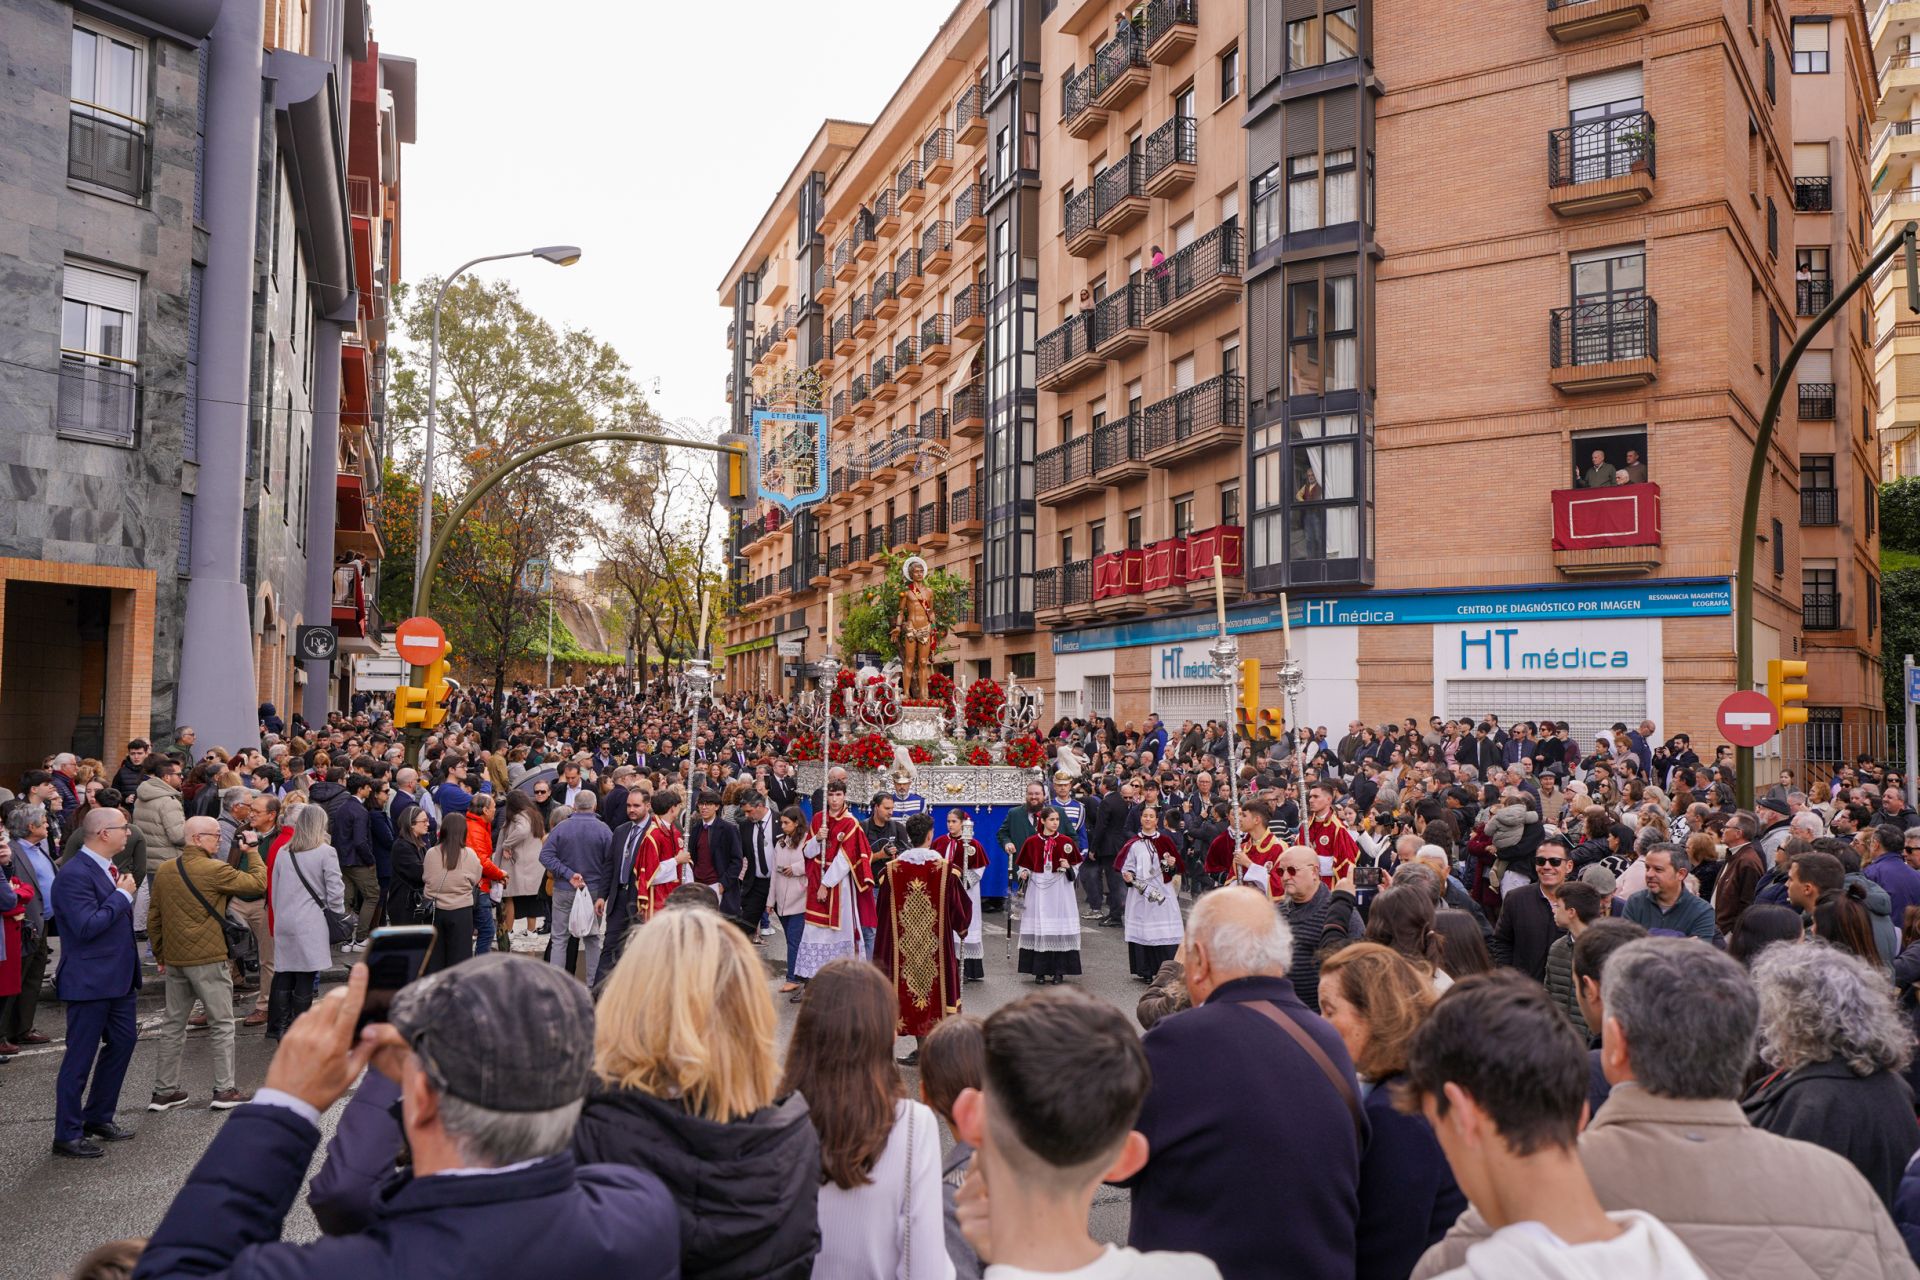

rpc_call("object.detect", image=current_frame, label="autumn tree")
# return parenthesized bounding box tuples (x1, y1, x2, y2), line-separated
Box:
(596, 442, 724, 681)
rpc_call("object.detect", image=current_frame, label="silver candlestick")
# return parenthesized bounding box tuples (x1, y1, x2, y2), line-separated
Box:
(1210, 633, 1244, 861)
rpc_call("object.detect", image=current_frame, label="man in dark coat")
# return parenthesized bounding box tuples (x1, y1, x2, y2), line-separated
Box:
(1492, 835, 1571, 981)
(1088, 777, 1132, 925)
(143, 956, 679, 1279)
(1274, 845, 1362, 1012)
(1118, 887, 1364, 1280)
(688, 790, 745, 921)
(594, 789, 653, 986)
(315, 773, 376, 945)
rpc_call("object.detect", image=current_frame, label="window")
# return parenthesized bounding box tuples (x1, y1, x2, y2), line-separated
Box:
(177, 494, 193, 577)
(1061, 533, 1075, 563)
(994, 127, 1011, 186)
(1288, 273, 1357, 395)
(1222, 483, 1240, 527)
(1010, 652, 1036, 680)
(1803, 564, 1838, 629)
(1764, 39, 1775, 102)
(59, 262, 140, 445)
(1869, 576, 1880, 635)
(1772, 518, 1785, 576)
(1287, 414, 1365, 562)
(1089, 521, 1107, 559)
(1324, 149, 1356, 224)
(1175, 85, 1196, 120)
(1252, 165, 1282, 250)
(1567, 246, 1649, 365)
(69, 18, 148, 197)
(1126, 510, 1143, 549)
(1021, 111, 1039, 171)
(1867, 477, 1878, 536)
(1571, 428, 1648, 488)
(1565, 67, 1646, 184)
(1288, 154, 1321, 232)
(1174, 495, 1195, 539)
(1060, 411, 1074, 440)
(1220, 45, 1239, 101)
(1800, 453, 1836, 492)
(1287, 8, 1358, 70)
(1791, 19, 1829, 73)
(1222, 337, 1241, 380)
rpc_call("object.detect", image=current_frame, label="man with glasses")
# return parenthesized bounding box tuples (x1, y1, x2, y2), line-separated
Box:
(49, 807, 142, 1158)
(1492, 834, 1573, 982)
(146, 816, 266, 1114)
(1273, 844, 1361, 1013)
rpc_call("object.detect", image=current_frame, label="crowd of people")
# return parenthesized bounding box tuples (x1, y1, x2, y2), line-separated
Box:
(12, 676, 1920, 1278)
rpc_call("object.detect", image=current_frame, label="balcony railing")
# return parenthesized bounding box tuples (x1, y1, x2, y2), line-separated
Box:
(897, 159, 922, 200)
(915, 501, 945, 540)
(949, 487, 977, 526)
(1803, 592, 1840, 631)
(871, 355, 892, 387)
(921, 314, 952, 351)
(1062, 64, 1095, 124)
(894, 336, 918, 371)
(872, 188, 897, 222)
(1143, 116, 1197, 186)
(1037, 435, 1094, 495)
(850, 374, 870, 406)
(1092, 281, 1144, 344)
(896, 248, 920, 281)
(1549, 295, 1657, 367)
(871, 272, 895, 308)
(57, 357, 139, 445)
(954, 281, 985, 330)
(831, 390, 848, 421)
(956, 180, 986, 225)
(1140, 222, 1242, 320)
(890, 515, 910, 548)
(68, 108, 149, 197)
(1093, 27, 1147, 97)
(1037, 560, 1093, 610)
(813, 263, 829, 297)
(1551, 483, 1661, 552)
(1093, 153, 1145, 222)
(955, 80, 986, 135)
(828, 542, 849, 571)
(919, 407, 950, 441)
(923, 128, 954, 173)
(1796, 277, 1832, 316)
(1798, 383, 1836, 419)
(1142, 0, 1198, 48)
(1037, 313, 1096, 381)
(1801, 487, 1839, 525)
(1094, 415, 1146, 471)
(953, 378, 986, 423)
(921, 220, 952, 260)
(1065, 186, 1096, 242)
(1141, 374, 1243, 453)
(1793, 176, 1832, 212)
(831, 314, 851, 349)
(1547, 111, 1655, 186)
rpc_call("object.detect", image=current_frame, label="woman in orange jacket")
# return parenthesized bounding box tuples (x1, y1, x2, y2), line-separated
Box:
(465, 792, 509, 956)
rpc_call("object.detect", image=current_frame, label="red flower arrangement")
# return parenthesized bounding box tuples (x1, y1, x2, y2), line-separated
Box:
(928, 670, 956, 705)
(908, 744, 933, 764)
(964, 678, 1005, 733)
(790, 731, 822, 762)
(828, 668, 857, 718)
(965, 744, 994, 766)
(1005, 735, 1045, 769)
(826, 732, 895, 770)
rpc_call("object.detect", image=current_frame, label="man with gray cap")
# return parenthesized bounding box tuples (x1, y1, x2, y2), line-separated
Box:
(138, 956, 679, 1278)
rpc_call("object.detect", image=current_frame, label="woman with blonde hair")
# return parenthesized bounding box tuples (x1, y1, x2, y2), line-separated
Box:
(1318, 943, 1464, 1280)
(574, 906, 820, 1279)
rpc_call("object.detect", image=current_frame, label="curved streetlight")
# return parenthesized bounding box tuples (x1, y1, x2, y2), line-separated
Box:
(414, 245, 583, 590)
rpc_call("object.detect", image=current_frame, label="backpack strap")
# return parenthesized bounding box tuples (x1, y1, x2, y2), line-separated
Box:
(1237, 999, 1364, 1141)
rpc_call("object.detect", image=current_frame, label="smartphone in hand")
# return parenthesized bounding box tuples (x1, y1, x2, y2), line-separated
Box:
(355, 925, 437, 1033)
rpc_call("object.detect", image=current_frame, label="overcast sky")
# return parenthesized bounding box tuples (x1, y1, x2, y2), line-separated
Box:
(372, 0, 953, 441)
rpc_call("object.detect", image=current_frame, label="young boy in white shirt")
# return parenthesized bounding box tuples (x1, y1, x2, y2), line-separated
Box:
(951, 989, 1221, 1280)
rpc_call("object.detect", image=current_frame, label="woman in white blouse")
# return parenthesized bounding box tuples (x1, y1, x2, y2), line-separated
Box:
(783, 959, 952, 1280)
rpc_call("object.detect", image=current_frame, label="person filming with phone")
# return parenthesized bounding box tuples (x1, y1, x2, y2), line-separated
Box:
(135, 953, 679, 1279)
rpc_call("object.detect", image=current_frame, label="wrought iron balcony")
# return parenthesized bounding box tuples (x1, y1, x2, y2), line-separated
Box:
(1803, 592, 1840, 631)
(828, 542, 849, 571)
(955, 181, 988, 241)
(1092, 27, 1149, 108)
(1797, 277, 1832, 316)
(1094, 415, 1148, 476)
(1065, 186, 1101, 254)
(1800, 487, 1839, 525)
(68, 108, 149, 198)
(850, 374, 870, 406)
(894, 336, 919, 377)
(871, 355, 892, 387)
(1548, 112, 1654, 188)
(1037, 313, 1097, 387)
(915, 501, 946, 541)
(949, 486, 979, 531)
(57, 357, 139, 445)
(920, 314, 953, 362)
(923, 127, 954, 182)
(1062, 63, 1095, 126)
(1142, 0, 1198, 61)
(1794, 176, 1832, 212)
(871, 272, 896, 309)
(953, 378, 987, 436)
(1142, 374, 1243, 458)
(890, 514, 910, 548)
(831, 390, 849, 422)
(955, 79, 987, 143)
(919, 407, 949, 441)
(1094, 153, 1147, 227)
(921, 221, 953, 272)
(897, 159, 922, 201)
(1092, 281, 1148, 353)
(1140, 222, 1242, 328)
(954, 280, 987, 339)
(1798, 383, 1836, 420)
(1036, 562, 1093, 612)
(1037, 435, 1094, 497)
(1143, 116, 1197, 196)
(1549, 295, 1658, 368)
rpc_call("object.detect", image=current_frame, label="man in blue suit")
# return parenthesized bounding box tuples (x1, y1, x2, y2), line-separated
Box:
(50, 807, 142, 1158)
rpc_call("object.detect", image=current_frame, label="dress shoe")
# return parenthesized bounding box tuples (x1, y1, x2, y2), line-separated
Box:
(84, 1121, 135, 1142)
(187, 1012, 209, 1030)
(0, 1041, 18, 1057)
(52, 1138, 104, 1159)
(241, 1009, 269, 1027)
(21, 1030, 49, 1045)
(897, 1049, 921, 1067)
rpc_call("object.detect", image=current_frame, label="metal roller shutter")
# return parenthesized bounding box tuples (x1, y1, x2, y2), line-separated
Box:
(1443, 678, 1646, 754)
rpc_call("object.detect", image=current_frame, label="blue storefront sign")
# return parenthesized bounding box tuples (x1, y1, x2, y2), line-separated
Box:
(1052, 578, 1732, 655)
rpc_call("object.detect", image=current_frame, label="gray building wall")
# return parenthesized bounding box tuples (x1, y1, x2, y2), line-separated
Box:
(0, 0, 202, 725)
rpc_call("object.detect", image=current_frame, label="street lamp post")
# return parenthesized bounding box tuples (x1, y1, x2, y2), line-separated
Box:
(415, 245, 582, 594)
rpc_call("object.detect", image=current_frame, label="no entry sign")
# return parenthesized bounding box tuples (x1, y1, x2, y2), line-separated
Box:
(393, 615, 449, 665)
(1717, 690, 1779, 748)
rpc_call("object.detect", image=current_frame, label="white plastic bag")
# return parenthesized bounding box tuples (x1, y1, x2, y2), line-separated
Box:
(569, 887, 603, 938)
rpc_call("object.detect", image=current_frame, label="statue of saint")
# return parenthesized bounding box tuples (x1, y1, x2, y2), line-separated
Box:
(893, 556, 940, 701)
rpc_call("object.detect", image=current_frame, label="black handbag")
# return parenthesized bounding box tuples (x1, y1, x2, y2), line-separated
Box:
(176, 858, 253, 956)
(288, 848, 356, 945)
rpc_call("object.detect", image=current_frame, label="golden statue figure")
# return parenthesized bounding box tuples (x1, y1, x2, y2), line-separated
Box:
(893, 556, 940, 701)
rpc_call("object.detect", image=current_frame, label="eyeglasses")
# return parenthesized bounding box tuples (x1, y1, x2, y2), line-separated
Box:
(97, 823, 130, 834)
(1535, 856, 1567, 867)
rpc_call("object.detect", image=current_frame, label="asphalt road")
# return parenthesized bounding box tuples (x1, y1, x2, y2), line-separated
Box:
(1, 898, 1152, 1276)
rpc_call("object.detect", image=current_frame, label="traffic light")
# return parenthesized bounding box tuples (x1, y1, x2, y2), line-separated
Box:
(393, 684, 429, 728)
(1767, 658, 1810, 728)
(1237, 659, 1261, 729)
(716, 432, 751, 511)
(421, 653, 453, 729)
(1259, 706, 1284, 738)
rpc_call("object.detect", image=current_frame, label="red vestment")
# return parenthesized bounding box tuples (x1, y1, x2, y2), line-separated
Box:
(931, 834, 988, 872)
(1016, 833, 1082, 875)
(634, 823, 683, 923)
(1304, 816, 1359, 889)
(871, 851, 973, 1037)
(807, 811, 872, 929)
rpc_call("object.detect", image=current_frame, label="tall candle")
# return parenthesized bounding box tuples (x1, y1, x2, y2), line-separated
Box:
(1280, 590, 1293, 654)
(696, 588, 711, 656)
(1212, 555, 1227, 634)
(825, 590, 834, 652)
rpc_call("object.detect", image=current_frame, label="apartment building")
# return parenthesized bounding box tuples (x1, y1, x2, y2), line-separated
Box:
(723, 0, 1879, 751)
(1877, 0, 1920, 477)
(721, 0, 1048, 695)
(0, 0, 412, 774)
